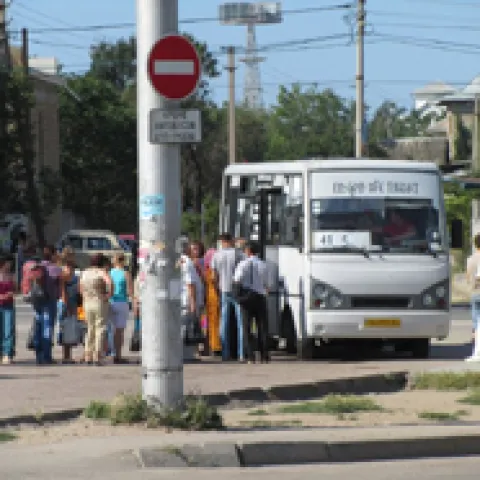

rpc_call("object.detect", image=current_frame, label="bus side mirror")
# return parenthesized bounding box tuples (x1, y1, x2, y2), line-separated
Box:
(450, 219, 463, 249)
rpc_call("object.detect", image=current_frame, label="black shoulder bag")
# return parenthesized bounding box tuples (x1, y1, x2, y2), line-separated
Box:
(232, 260, 257, 309)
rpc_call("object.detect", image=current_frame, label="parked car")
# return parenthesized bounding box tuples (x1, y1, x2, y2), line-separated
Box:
(56, 229, 131, 270)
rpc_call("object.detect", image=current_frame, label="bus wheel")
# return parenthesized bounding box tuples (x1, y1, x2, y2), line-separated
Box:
(297, 338, 315, 360)
(410, 339, 430, 359)
(281, 306, 297, 354)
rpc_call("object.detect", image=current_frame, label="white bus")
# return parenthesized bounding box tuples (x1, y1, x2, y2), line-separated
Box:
(220, 159, 463, 359)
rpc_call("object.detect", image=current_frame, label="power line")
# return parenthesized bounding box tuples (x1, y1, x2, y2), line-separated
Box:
(369, 9, 480, 24)
(375, 20, 480, 32)
(11, 3, 353, 34)
(371, 32, 480, 55)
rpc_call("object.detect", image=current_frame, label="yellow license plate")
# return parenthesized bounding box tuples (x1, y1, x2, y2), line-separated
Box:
(364, 318, 401, 328)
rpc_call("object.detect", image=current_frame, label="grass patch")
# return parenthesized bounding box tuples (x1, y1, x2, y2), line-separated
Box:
(84, 401, 111, 420)
(248, 409, 269, 416)
(0, 431, 16, 442)
(412, 372, 480, 391)
(458, 390, 480, 406)
(84, 394, 223, 431)
(418, 410, 468, 422)
(277, 395, 383, 415)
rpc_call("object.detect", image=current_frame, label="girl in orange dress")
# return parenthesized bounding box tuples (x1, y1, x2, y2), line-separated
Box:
(204, 248, 221, 354)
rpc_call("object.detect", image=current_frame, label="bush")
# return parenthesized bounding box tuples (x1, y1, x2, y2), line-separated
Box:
(84, 394, 223, 431)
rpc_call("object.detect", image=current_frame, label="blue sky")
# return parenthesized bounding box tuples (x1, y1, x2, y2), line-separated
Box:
(8, 0, 480, 112)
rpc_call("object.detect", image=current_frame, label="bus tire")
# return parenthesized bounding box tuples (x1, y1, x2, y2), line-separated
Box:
(297, 338, 315, 360)
(411, 339, 430, 359)
(281, 306, 297, 354)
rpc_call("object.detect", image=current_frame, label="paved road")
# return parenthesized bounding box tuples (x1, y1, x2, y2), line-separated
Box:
(1, 456, 479, 480)
(0, 302, 473, 420)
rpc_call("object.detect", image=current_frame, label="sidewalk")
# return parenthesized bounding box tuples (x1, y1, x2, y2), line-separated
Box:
(1, 424, 480, 477)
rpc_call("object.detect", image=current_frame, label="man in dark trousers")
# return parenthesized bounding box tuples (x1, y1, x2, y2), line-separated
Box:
(233, 241, 270, 363)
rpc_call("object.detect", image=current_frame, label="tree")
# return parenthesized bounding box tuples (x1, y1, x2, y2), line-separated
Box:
(59, 74, 137, 231)
(454, 115, 471, 161)
(367, 101, 435, 156)
(0, 70, 61, 245)
(86, 35, 223, 220)
(89, 36, 136, 92)
(266, 84, 355, 160)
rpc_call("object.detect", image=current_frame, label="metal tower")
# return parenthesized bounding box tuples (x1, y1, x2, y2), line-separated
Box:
(219, 2, 282, 110)
(240, 23, 264, 109)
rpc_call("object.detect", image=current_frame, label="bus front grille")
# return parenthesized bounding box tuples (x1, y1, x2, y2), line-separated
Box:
(351, 296, 411, 309)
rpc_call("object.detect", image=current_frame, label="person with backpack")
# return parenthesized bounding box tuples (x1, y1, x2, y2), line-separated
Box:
(31, 246, 62, 365)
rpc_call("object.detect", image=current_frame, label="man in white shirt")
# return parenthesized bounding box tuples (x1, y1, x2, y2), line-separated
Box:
(211, 233, 245, 362)
(233, 241, 269, 363)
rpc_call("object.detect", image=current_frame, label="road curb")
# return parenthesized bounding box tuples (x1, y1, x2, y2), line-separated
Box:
(137, 434, 480, 468)
(0, 371, 407, 428)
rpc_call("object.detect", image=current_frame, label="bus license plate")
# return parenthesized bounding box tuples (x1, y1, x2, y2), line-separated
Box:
(364, 318, 401, 328)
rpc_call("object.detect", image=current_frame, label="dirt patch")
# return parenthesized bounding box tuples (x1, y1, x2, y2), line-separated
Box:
(7, 418, 169, 446)
(222, 390, 480, 428)
(4, 390, 480, 446)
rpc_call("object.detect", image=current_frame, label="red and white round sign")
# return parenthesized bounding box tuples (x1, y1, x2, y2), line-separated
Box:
(147, 34, 201, 100)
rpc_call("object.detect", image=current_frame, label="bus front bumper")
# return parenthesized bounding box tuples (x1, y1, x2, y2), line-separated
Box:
(306, 310, 451, 340)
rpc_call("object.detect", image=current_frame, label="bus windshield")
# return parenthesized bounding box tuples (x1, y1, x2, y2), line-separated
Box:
(310, 197, 443, 254)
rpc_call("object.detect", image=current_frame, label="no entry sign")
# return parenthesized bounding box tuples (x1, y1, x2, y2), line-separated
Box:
(147, 35, 201, 100)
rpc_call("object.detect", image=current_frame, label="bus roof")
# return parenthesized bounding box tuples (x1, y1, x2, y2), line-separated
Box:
(224, 159, 440, 175)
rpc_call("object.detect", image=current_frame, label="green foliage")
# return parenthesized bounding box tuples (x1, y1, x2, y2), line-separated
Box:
(181, 194, 219, 247)
(454, 115, 471, 161)
(266, 84, 354, 160)
(277, 394, 383, 415)
(84, 393, 223, 430)
(109, 394, 149, 425)
(458, 390, 480, 406)
(0, 431, 16, 442)
(444, 181, 478, 265)
(412, 372, 480, 391)
(0, 69, 59, 244)
(84, 400, 111, 420)
(418, 410, 467, 421)
(60, 74, 137, 231)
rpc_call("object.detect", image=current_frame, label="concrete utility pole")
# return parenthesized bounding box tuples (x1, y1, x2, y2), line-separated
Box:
(137, 0, 183, 408)
(355, 0, 365, 158)
(226, 46, 236, 164)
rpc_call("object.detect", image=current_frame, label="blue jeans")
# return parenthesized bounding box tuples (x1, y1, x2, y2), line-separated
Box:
(472, 295, 480, 331)
(220, 292, 244, 361)
(0, 306, 15, 358)
(34, 300, 57, 364)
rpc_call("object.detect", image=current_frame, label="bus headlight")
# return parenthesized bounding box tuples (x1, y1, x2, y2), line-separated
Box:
(420, 280, 449, 310)
(311, 281, 344, 309)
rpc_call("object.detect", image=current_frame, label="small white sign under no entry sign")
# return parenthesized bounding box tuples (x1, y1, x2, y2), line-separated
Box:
(149, 109, 201, 144)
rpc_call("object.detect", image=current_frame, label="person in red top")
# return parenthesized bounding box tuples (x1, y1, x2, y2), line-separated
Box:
(0, 255, 16, 364)
(383, 211, 417, 246)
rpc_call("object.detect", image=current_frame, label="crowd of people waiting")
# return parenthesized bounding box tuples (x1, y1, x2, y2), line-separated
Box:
(0, 232, 270, 366)
(0, 245, 138, 366)
(181, 233, 270, 363)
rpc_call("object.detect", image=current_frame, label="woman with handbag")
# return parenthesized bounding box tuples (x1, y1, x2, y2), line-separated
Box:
(57, 247, 79, 364)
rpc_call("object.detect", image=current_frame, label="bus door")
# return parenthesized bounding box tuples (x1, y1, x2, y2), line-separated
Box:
(248, 187, 284, 340)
